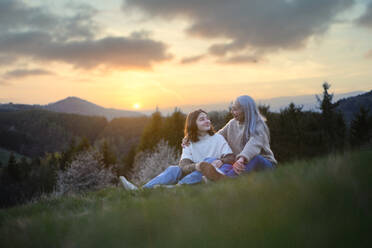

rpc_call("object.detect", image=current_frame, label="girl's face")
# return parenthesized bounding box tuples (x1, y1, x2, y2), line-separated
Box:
(231, 101, 244, 122)
(196, 112, 211, 132)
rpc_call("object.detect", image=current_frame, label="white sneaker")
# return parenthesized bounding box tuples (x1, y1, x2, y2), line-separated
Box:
(119, 176, 138, 191)
(202, 176, 209, 184)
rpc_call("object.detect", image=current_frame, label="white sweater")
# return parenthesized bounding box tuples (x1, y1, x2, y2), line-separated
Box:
(181, 133, 233, 163)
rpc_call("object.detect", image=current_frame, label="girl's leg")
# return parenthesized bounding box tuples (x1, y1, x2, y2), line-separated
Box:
(243, 155, 274, 174)
(221, 164, 238, 177)
(143, 166, 182, 188)
(204, 157, 237, 177)
(178, 171, 203, 185)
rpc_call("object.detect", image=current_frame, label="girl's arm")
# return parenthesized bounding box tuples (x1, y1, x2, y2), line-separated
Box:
(221, 153, 235, 164)
(179, 159, 198, 175)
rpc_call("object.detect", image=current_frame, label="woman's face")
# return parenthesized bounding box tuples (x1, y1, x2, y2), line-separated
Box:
(231, 101, 244, 122)
(196, 112, 211, 132)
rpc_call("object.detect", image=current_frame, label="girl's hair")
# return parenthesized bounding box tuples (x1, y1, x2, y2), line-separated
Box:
(236, 95, 270, 145)
(184, 109, 215, 143)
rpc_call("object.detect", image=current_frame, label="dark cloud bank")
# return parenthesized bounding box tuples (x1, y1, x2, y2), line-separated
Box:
(0, 0, 171, 76)
(124, 0, 356, 64)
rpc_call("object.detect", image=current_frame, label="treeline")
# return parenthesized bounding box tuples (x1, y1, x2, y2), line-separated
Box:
(134, 83, 372, 164)
(0, 110, 148, 160)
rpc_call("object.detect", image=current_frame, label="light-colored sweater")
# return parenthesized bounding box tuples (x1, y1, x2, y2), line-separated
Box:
(218, 119, 277, 165)
(179, 133, 234, 175)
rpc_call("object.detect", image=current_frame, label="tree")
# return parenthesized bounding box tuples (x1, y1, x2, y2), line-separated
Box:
(76, 136, 90, 153)
(316, 82, 345, 152)
(137, 110, 163, 152)
(7, 153, 21, 181)
(100, 140, 117, 168)
(162, 108, 185, 152)
(119, 145, 136, 177)
(350, 107, 371, 147)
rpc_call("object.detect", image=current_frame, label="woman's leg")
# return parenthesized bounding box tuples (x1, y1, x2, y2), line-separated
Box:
(142, 166, 182, 188)
(178, 171, 203, 185)
(243, 155, 274, 174)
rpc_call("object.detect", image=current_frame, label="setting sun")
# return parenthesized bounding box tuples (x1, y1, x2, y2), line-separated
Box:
(133, 103, 141, 109)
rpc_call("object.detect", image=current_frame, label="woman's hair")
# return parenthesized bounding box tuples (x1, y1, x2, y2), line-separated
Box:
(236, 95, 270, 145)
(184, 109, 215, 143)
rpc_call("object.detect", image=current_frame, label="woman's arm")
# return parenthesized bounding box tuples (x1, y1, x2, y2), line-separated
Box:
(217, 119, 231, 140)
(237, 125, 268, 163)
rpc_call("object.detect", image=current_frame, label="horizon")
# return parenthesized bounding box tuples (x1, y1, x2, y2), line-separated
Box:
(0, 89, 367, 116)
(1, 0, 372, 110)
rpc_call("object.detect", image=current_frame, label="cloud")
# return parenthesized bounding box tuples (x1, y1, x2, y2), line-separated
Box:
(3, 69, 54, 79)
(0, 0, 171, 70)
(0, 0, 56, 31)
(217, 55, 260, 64)
(365, 49, 372, 58)
(0, 55, 17, 66)
(0, 31, 172, 69)
(124, 0, 355, 60)
(355, 1, 372, 29)
(180, 54, 205, 64)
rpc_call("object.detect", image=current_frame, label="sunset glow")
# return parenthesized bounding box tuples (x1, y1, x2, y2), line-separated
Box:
(0, 0, 371, 113)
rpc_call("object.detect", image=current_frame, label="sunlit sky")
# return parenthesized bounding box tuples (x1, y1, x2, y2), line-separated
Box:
(0, 0, 371, 112)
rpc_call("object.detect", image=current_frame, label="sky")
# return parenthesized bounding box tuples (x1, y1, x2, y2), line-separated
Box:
(0, 0, 372, 112)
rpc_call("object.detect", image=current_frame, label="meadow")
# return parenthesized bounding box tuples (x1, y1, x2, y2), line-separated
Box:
(0, 149, 370, 247)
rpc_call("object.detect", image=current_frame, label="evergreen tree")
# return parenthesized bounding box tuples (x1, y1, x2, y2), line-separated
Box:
(119, 145, 136, 177)
(162, 108, 185, 152)
(350, 107, 371, 147)
(19, 156, 30, 180)
(100, 140, 117, 168)
(60, 138, 77, 170)
(7, 153, 21, 181)
(316, 82, 345, 152)
(76, 136, 90, 153)
(137, 110, 163, 152)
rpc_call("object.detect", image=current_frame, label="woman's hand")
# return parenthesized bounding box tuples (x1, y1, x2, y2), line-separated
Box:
(211, 160, 223, 168)
(232, 157, 246, 175)
(181, 137, 190, 148)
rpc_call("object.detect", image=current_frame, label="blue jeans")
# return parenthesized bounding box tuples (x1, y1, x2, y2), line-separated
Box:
(142, 155, 275, 188)
(211, 155, 275, 177)
(143, 166, 203, 188)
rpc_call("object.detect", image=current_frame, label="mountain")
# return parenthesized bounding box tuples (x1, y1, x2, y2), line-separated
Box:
(0, 97, 144, 121)
(336, 90, 372, 124)
(44, 97, 143, 120)
(143, 91, 366, 115)
(258, 91, 366, 112)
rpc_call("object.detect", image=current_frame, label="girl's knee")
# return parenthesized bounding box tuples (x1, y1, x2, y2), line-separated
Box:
(166, 165, 182, 176)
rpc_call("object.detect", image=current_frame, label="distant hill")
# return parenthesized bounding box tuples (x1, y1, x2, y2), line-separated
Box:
(142, 90, 366, 115)
(258, 91, 366, 112)
(336, 90, 372, 124)
(44, 97, 144, 120)
(0, 97, 144, 121)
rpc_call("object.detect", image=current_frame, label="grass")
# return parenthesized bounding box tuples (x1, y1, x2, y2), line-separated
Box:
(0, 149, 371, 247)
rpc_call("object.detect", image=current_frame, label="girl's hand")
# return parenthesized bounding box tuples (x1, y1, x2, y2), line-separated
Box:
(232, 157, 245, 175)
(211, 160, 223, 168)
(195, 162, 201, 171)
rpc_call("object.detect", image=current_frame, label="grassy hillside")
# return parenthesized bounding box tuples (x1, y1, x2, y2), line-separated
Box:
(0, 149, 371, 247)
